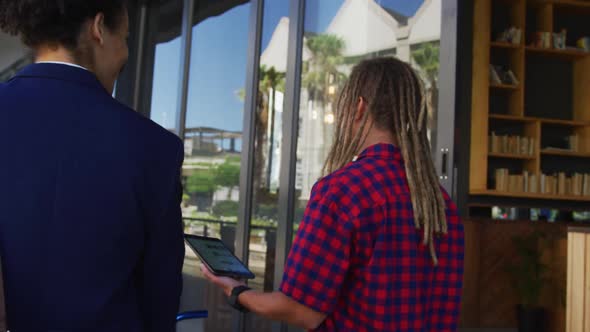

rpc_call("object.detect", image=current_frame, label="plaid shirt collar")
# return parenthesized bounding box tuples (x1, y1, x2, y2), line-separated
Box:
(355, 143, 403, 163)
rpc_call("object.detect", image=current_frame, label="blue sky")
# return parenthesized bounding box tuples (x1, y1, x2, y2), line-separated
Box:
(150, 0, 425, 132)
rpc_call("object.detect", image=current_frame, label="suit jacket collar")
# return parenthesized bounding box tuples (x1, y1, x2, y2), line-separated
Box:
(13, 63, 107, 93)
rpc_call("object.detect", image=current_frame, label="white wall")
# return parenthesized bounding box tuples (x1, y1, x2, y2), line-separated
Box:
(0, 32, 29, 72)
(326, 0, 399, 57)
(408, 0, 441, 44)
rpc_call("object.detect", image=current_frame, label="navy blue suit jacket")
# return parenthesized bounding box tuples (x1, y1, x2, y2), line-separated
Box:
(0, 64, 185, 331)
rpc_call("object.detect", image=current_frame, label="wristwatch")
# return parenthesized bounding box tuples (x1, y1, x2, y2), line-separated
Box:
(228, 285, 251, 313)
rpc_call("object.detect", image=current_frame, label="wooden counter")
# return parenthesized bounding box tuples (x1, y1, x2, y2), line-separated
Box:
(567, 227, 590, 332)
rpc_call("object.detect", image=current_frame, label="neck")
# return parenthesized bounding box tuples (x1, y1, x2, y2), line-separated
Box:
(357, 129, 397, 154)
(34, 45, 114, 93)
(35, 46, 92, 71)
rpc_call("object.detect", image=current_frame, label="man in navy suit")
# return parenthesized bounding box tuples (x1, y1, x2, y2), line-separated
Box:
(0, 1, 185, 331)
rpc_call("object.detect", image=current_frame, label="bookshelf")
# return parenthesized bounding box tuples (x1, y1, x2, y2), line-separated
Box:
(471, 189, 590, 202)
(529, 0, 590, 10)
(470, 0, 590, 202)
(491, 41, 523, 49)
(541, 149, 590, 157)
(489, 152, 536, 159)
(526, 46, 589, 60)
(490, 83, 520, 90)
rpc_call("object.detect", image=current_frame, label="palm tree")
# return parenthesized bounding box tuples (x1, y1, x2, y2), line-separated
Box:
(298, 34, 346, 192)
(303, 34, 346, 108)
(260, 66, 285, 189)
(236, 65, 286, 193)
(412, 42, 440, 146)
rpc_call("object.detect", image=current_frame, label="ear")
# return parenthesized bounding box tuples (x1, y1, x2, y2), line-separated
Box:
(90, 13, 106, 45)
(355, 97, 367, 122)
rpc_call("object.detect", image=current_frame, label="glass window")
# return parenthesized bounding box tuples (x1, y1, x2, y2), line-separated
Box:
(294, 0, 443, 231)
(0, 33, 32, 82)
(148, 1, 184, 131)
(180, 2, 251, 332)
(245, 1, 290, 331)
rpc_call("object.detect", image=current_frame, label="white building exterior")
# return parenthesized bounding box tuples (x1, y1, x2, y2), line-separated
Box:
(260, 0, 442, 201)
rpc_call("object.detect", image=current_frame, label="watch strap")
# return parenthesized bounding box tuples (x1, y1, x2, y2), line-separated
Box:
(229, 285, 251, 312)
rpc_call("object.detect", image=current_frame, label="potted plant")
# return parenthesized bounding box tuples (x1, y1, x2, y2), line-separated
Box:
(506, 231, 549, 332)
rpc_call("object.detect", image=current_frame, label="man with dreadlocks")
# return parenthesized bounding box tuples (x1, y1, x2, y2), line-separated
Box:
(203, 57, 464, 331)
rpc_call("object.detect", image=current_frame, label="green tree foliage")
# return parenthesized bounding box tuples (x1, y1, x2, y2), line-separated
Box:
(186, 167, 217, 194)
(303, 34, 346, 106)
(411, 41, 440, 88)
(212, 200, 239, 217)
(214, 159, 240, 196)
(185, 158, 240, 196)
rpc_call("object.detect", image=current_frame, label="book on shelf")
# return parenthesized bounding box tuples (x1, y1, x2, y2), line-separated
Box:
(490, 65, 519, 86)
(568, 134, 579, 152)
(529, 174, 538, 193)
(520, 137, 531, 155)
(489, 64, 502, 85)
(496, 27, 522, 45)
(506, 70, 519, 86)
(543, 134, 580, 154)
(558, 172, 566, 195)
(495, 168, 509, 191)
(488, 133, 534, 156)
(543, 147, 572, 153)
(490, 132, 498, 153)
(570, 174, 582, 196)
(492, 170, 590, 197)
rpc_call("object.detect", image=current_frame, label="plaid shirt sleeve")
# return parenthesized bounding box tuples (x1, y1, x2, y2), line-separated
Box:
(279, 179, 353, 314)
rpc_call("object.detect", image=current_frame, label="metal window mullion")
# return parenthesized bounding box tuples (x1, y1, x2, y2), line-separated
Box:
(434, 0, 459, 197)
(272, 0, 306, 331)
(234, 0, 264, 331)
(131, 3, 148, 111)
(176, 0, 195, 140)
(133, 1, 159, 119)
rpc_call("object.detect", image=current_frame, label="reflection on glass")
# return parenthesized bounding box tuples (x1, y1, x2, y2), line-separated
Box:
(244, 1, 290, 331)
(293, 0, 442, 233)
(149, 0, 183, 130)
(180, 2, 251, 332)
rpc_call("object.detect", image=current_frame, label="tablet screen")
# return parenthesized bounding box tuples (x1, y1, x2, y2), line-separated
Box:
(185, 235, 254, 278)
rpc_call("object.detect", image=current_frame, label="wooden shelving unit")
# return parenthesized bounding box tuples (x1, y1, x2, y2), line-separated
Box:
(489, 152, 536, 159)
(489, 114, 590, 126)
(529, 0, 590, 9)
(541, 149, 590, 158)
(470, 0, 590, 202)
(471, 189, 590, 202)
(489, 114, 535, 122)
(526, 46, 589, 60)
(490, 83, 520, 90)
(491, 41, 522, 49)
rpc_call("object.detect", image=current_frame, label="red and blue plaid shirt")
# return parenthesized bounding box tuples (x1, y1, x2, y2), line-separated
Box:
(280, 143, 464, 331)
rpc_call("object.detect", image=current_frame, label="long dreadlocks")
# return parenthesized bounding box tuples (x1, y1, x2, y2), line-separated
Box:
(323, 57, 448, 265)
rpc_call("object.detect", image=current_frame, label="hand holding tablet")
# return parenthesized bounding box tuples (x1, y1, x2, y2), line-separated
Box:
(184, 234, 255, 279)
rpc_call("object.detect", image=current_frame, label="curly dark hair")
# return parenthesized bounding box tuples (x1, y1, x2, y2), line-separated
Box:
(0, 0, 127, 48)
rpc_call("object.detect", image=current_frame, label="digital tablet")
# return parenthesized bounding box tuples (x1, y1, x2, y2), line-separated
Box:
(184, 234, 255, 279)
